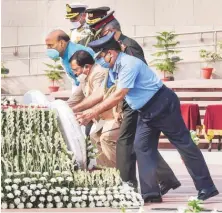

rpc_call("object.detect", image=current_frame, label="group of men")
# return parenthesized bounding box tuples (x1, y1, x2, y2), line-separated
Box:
(44, 2, 219, 203)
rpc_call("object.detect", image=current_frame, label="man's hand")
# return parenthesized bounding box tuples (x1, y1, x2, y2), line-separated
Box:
(75, 109, 97, 126)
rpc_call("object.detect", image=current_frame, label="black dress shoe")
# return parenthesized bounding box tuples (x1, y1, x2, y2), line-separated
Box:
(198, 186, 219, 201)
(144, 195, 162, 203)
(160, 181, 181, 196)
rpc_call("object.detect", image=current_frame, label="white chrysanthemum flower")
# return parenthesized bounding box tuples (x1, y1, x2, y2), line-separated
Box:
(49, 189, 57, 194)
(26, 190, 32, 196)
(5, 185, 12, 191)
(50, 178, 57, 183)
(7, 193, 14, 198)
(133, 201, 140, 207)
(96, 201, 103, 207)
(113, 190, 119, 194)
(126, 194, 132, 200)
(89, 202, 95, 208)
(7, 172, 13, 177)
(9, 203, 15, 209)
(17, 203, 25, 209)
(11, 184, 18, 190)
(81, 201, 87, 208)
(57, 177, 64, 182)
(23, 177, 31, 183)
(70, 189, 76, 195)
(47, 195, 53, 202)
(67, 203, 72, 208)
(113, 194, 119, 199)
(56, 202, 63, 208)
(30, 196, 36, 202)
(76, 187, 83, 191)
(75, 202, 81, 208)
(47, 203, 54, 208)
(119, 194, 125, 200)
(34, 190, 40, 196)
(66, 177, 73, 182)
(126, 201, 133, 207)
(21, 196, 26, 202)
(136, 193, 142, 200)
(76, 191, 81, 195)
(90, 190, 96, 195)
(104, 201, 110, 207)
(26, 202, 33, 209)
(43, 172, 49, 176)
(4, 178, 12, 184)
(14, 197, 21, 205)
(38, 203, 44, 208)
(46, 183, 51, 188)
(112, 186, 118, 190)
(63, 195, 69, 202)
(105, 190, 112, 195)
(83, 187, 89, 191)
(41, 189, 47, 195)
(94, 195, 99, 201)
(1, 202, 8, 209)
(31, 177, 38, 182)
(71, 196, 77, 202)
(39, 196, 45, 202)
(98, 190, 105, 195)
(39, 177, 47, 182)
(88, 195, 94, 201)
(81, 195, 87, 200)
(55, 187, 61, 192)
(107, 195, 113, 201)
(60, 188, 67, 195)
(54, 196, 61, 203)
(37, 183, 43, 189)
(14, 172, 21, 176)
(13, 178, 21, 184)
(111, 201, 118, 207)
(21, 186, 28, 191)
(100, 195, 107, 202)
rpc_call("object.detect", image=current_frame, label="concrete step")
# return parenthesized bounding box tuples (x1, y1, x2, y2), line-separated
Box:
(176, 92, 222, 97)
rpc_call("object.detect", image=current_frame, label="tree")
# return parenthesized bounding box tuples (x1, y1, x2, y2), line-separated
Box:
(150, 31, 182, 79)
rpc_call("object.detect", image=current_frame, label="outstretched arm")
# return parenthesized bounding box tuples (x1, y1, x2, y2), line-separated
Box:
(72, 88, 103, 113)
(76, 88, 129, 125)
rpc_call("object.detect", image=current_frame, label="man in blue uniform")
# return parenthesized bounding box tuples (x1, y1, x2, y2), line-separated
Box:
(75, 32, 218, 202)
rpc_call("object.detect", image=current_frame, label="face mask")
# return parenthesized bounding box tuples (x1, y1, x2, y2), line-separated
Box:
(77, 73, 87, 82)
(72, 21, 82, 29)
(97, 57, 110, 68)
(47, 49, 60, 60)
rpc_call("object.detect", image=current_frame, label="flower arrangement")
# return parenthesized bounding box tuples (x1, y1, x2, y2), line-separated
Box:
(190, 130, 200, 146)
(1, 170, 143, 209)
(1, 106, 77, 176)
(86, 137, 99, 168)
(1, 106, 144, 209)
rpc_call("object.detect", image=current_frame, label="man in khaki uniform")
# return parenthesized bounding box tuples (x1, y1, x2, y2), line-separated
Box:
(69, 50, 121, 167)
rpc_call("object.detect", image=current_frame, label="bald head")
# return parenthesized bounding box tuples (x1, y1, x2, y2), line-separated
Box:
(46, 30, 70, 42)
(45, 30, 70, 58)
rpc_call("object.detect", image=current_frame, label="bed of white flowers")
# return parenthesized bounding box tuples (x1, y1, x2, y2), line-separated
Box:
(1, 106, 144, 209)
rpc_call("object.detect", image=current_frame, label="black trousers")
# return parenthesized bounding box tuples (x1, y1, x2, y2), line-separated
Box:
(116, 99, 179, 188)
(134, 85, 215, 198)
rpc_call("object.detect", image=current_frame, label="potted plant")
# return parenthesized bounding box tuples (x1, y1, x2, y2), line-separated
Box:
(44, 58, 63, 92)
(150, 31, 182, 81)
(199, 49, 222, 79)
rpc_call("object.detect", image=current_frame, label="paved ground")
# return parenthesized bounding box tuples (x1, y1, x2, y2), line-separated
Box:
(3, 150, 222, 213)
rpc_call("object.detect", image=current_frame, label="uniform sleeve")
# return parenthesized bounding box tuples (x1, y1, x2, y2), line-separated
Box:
(117, 62, 139, 89)
(66, 85, 85, 108)
(91, 69, 106, 93)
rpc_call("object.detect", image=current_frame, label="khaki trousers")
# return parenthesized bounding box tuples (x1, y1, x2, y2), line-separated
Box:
(90, 120, 120, 168)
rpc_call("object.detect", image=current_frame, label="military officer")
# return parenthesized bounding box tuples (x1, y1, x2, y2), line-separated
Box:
(75, 32, 218, 203)
(76, 10, 182, 195)
(65, 3, 91, 43)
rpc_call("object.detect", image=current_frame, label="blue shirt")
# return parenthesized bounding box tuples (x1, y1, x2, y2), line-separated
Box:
(108, 52, 163, 110)
(61, 41, 95, 86)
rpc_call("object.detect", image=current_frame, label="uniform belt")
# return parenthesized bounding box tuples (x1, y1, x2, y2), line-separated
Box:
(138, 85, 167, 113)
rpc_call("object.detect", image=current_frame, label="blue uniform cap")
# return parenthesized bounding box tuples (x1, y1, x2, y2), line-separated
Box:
(88, 32, 121, 58)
